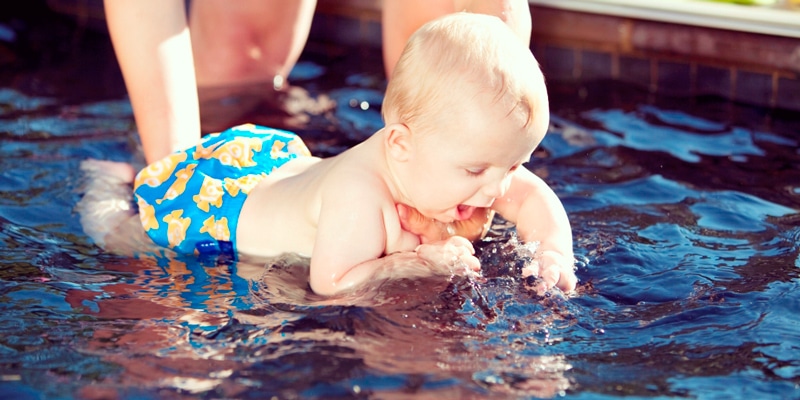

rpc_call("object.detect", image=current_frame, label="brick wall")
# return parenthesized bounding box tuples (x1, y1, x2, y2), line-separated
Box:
(311, 0, 800, 111)
(529, 6, 800, 111)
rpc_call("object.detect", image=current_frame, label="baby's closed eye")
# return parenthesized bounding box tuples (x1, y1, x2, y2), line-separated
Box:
(465, 168, 486, 177)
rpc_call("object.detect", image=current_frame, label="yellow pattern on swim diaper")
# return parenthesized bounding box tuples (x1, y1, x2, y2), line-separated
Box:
(288, 137, 312, 157)
(194, 137, 264, 168)
(137, 197, 159, 231)
(193, 176, 225, 212)
(223, 173, 267, 197)
(135, 152, 189, 188)
(199, 215, 231, 242)
(270, 140, 287, 159)
(164, 210, 191, 248)
(156, 164, 197, 205)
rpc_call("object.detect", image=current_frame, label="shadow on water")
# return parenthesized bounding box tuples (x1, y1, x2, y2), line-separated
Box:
(2, 2, 800, 399)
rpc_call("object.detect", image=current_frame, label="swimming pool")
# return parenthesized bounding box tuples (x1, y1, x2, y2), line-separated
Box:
(2, 15, 800, 400)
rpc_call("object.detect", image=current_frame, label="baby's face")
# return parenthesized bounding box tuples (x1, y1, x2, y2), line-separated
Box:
(403, 95, 548, 223)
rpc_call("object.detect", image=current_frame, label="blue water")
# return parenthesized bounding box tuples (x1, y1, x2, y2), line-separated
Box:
(2, 14, 800, 400)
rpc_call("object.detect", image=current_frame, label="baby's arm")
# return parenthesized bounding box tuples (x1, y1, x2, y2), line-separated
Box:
(492, 168, 577, 292)
(309, 176, 479, 296)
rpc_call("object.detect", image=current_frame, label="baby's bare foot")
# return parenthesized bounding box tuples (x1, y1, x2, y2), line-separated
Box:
(80, 159, 136, 183)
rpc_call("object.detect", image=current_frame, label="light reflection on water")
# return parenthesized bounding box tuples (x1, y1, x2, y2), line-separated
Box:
(1, 51, 800, 398)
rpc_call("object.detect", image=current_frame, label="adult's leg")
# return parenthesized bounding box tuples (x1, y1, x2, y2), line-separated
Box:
(382, 0, 453, 79)
(104, 0, 201, 163)
(190, 0, 318, 89)
(452, 0, 532, 45)
(382, 0, 531, 78)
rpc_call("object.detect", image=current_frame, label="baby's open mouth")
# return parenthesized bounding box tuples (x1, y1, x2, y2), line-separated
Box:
(456, 204, 476, 221)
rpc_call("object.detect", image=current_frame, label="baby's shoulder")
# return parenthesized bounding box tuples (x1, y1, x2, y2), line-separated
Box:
(321, 157, 390, 204)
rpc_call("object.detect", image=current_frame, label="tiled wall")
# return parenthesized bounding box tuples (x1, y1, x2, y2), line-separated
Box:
(528, 6, 800, 111)
(312, 0, 800, 112)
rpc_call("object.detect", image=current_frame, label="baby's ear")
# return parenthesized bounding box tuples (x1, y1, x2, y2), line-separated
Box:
(385, 123, 413, 162)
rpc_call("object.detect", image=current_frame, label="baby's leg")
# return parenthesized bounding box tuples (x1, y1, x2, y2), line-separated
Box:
(75, 159, 137, 249)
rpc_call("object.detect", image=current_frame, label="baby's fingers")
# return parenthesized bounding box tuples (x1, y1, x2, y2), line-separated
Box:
(538, 265, 560, 291)
(415, 236, 480, 275)
(542, 251, 577, 292)
(526, 251, 578, 293)
(442, 236, 479, 274)
(458, 254, 481, 273)
(443, 235, 475, 252)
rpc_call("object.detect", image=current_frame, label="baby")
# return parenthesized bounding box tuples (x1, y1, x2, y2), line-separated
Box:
(80, 12, 576, 296)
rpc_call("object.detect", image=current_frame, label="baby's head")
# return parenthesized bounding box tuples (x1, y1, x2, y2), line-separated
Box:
(382, 12, 550, 223)
(383, 12, 548, 141)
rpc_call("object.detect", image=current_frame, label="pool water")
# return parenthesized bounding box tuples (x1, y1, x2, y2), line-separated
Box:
(2, 10, 800, 400)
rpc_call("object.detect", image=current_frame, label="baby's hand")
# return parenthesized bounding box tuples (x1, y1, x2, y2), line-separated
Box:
(522, 250, 577, 293)
(415, 236, 481, 277)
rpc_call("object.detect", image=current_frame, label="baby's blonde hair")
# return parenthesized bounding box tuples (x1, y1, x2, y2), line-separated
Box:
(382, 12, 546, 134)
